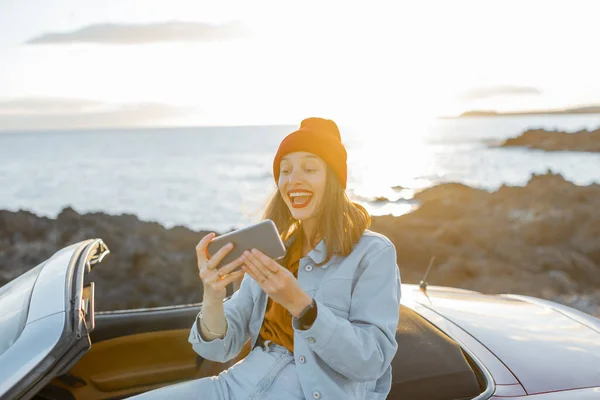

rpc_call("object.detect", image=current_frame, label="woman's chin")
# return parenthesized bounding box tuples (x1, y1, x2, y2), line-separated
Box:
(289, 207, 316, 222)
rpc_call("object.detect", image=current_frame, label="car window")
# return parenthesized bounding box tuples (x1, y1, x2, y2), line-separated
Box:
(0, 263, 44, 357)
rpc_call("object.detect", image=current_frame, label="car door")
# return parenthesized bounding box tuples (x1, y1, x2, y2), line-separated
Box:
(0, 239, 108, 400)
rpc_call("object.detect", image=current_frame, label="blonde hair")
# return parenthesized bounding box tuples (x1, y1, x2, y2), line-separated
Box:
(263, 166, 371, 266)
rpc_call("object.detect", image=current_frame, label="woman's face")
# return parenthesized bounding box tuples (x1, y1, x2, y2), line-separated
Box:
(278, 151, 327, 222)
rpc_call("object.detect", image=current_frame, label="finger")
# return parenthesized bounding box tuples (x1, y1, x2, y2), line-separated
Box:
(250, 249, 280, 273)
(204, 267, 244, 287)
(242, 265, 265, 285)
(217, 256, 245, 276)
(217, 269, 246, 287)
(206, 242, 235, 270)
(243, 251, 269, 279)
(242, 259, 267, 282)
(195, 232, 216, 262)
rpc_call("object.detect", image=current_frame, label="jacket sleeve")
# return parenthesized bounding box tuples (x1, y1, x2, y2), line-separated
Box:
(188, 274, 255, 363)
(293, 244, 401, 381)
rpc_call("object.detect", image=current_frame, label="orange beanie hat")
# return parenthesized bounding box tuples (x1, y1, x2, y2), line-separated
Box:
(273, 117, 347, 188)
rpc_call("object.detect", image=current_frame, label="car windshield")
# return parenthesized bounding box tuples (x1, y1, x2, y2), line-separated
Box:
(0, 263, 44, 357)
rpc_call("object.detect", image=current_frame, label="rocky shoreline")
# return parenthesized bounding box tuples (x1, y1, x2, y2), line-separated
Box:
(1, 172, 599, 317)
(371, 172, 600, 317)
(500, 127, 600, 152)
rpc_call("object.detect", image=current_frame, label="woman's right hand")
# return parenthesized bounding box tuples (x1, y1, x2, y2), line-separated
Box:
(196, 232, 246, 303)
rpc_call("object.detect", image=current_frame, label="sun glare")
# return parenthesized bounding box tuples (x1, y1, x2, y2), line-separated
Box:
(345, 116, 435, 217)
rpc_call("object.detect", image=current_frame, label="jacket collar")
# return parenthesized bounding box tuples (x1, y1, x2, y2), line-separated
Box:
(307, 239, 329, 267)
(286, 229, 332, 267)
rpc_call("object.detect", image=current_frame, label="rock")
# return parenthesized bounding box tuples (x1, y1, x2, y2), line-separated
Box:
(1, 171, 600, 317)
(0, 207, 216, 311)
(370, 172, 600, 316)
(372, 196, 391, 203)
(548, 270, 578, 293)
(499, 127, 600, 152)
(570, 213, 600, 266)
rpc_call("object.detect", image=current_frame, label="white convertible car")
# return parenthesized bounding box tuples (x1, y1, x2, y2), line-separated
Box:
(1, 239, 599, 400)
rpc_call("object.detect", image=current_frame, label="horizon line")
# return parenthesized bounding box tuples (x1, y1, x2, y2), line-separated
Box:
(0, 122, 301, 134)
(3, 107, 600, 133)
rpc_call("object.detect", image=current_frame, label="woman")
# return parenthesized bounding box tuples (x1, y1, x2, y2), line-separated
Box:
(134, 117, 401, 399)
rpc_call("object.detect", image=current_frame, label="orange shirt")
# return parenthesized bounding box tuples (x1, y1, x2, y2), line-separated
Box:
(258, 233, 303, 353)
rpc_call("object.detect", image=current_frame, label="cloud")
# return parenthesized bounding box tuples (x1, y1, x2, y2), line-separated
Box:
(0, 98, 195, 131)
(459, 85, 542, 101)
(0, 98, 106, 114)
(24, 21, 248, 45)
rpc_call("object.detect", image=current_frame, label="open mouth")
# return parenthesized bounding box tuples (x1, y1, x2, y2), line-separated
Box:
(288, 190, 314, 209)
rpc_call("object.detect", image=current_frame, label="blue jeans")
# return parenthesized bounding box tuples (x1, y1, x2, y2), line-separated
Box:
(129, 341, 304, 400)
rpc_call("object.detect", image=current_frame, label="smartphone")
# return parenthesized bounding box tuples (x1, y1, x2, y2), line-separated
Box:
(207, 219, 286, 271)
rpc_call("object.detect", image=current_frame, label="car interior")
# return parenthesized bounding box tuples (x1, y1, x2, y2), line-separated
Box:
(34, 304, 485, 400)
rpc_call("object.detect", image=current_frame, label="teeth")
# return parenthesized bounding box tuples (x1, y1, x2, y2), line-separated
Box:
(290, 192, 312, 198)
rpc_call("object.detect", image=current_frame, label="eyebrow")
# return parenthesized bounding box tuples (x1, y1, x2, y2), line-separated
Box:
(281, 155, 319, 161)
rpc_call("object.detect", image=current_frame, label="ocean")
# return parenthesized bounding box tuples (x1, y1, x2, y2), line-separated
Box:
(2, 115, 600, 233)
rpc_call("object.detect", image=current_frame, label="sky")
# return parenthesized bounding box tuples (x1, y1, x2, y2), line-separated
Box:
(1, 0, 599, 130)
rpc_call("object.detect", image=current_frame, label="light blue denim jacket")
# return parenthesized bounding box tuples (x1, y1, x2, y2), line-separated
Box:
(189, 230, 402, 400)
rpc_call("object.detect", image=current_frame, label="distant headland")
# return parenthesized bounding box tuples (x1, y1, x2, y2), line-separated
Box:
(448, 105, 600, 118)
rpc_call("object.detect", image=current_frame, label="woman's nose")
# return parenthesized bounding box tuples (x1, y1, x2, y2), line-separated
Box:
(288, 169, 303, 184)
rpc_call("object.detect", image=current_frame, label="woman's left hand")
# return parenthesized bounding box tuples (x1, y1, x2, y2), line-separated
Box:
(241, 249, 313, 317)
